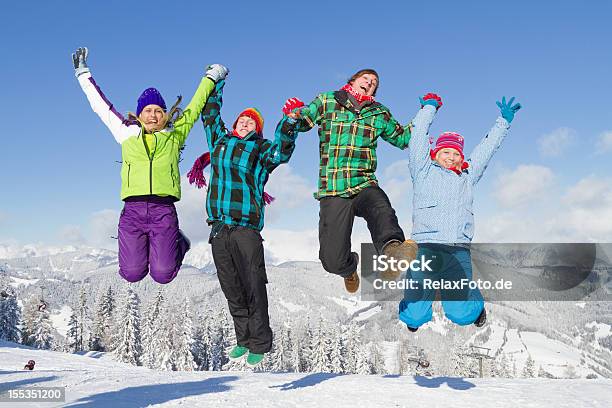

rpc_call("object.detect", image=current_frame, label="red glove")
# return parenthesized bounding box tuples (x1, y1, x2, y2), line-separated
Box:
(421, 93, 443, 110)
(282, 97, 305, 115)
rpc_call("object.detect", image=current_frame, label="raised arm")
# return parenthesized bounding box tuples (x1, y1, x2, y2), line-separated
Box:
(259, 116, 299, 173)
(72, 47, 139, 144)
(201, 78, 229, 149)
(468, 96, 521, 184)
(286, 94, 325, 133)
(379, 111, 412, 150)
(173, 64, 227, 146)
(408, 95, 441, 179)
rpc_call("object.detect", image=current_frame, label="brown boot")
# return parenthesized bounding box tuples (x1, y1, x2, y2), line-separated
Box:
(344, 271, 360, 293)
(381, 239, 419, 281)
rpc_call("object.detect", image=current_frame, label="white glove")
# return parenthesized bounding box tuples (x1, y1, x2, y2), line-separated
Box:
(205, 64, 229, 82)
(72, 47, 90, 78)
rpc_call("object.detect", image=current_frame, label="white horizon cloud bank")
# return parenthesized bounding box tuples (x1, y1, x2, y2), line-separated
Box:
(58, 209, 120, 250)
(8, 160, 612, 260)
(493, 164, 555, 208)
(478, 171, 612, 242)
(537, 127, 576, 157)
(596, 131, 612, 153)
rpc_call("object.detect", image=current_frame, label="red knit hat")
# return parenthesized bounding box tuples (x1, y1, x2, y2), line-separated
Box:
(430, 132, 465, 160)
(233, 108, 264, 135)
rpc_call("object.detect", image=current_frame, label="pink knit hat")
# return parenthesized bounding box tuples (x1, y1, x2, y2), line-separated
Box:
(430, 132, 465, 160)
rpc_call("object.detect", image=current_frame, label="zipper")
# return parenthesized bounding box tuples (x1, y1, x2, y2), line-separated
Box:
(127, 163, 131, 187)
(142, 132, 159, 195)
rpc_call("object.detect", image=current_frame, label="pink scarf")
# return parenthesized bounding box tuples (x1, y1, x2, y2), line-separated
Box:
(340, 84, 375, 103)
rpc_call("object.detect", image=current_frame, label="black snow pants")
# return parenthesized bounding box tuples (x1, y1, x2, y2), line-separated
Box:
(210, 223, 272, 354)
(318, 185, 405, 278)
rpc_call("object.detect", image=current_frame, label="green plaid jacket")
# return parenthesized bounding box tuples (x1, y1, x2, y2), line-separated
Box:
(295, 90, 412, 199)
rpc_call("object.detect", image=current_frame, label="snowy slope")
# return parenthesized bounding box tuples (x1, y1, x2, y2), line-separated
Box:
(1, 341, 610, 408)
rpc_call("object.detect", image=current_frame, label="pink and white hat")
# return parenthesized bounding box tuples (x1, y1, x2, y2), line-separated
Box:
(430, 131, 465, 159)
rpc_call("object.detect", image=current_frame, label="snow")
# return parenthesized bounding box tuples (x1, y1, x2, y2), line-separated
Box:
(575, 302, 586, 309)
(328, 296, 378, 317)
(420, 310, 450, 336)
(586, 321, 612, 340)
(520, 332, 584, 377)
(9, 277, 40, 287)
(1, 341, 610, 408)
(353, 304, 381, 321)
(278, 299, 305, 313)
(49, 305, 73, 338)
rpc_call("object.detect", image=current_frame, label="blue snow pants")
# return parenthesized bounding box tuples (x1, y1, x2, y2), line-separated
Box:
(398, 243, 484, 328)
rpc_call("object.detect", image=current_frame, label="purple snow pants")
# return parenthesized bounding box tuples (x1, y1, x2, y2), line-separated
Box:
(118, 196, 190, 284)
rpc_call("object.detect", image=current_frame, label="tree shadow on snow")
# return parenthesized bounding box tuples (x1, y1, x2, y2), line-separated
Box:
(65, 376, 239, 407)
(270, 373, 344, 391)
(0, 375, 59, 391)
(414, 376, 476, 391)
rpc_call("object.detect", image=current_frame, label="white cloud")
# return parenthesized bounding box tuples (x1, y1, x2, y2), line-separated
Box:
(379, 159, 413, 209)
(562, 176, 612, 240)
(175, 173, 211, 243)
(537, 127, 576, 157)
(263, 164, 315, 224)
(596, 131, 612, 153)
(57, 209, 120, 250)
(261, 228, 319, 264)
(480, 174, 612, 242)
(563, 176, 612, 208)
(494, 165, 555, 208)
(59, 225, 85, 244)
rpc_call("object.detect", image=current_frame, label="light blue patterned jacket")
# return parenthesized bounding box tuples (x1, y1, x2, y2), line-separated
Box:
(409, 105, 511, 244)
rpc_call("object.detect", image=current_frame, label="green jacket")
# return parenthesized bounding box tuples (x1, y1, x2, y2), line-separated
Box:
(78, 72, 215, 200)
(295, 90, 412, 199)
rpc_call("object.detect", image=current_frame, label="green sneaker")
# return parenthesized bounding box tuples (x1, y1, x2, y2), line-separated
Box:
(245, 352, 265, 368)
(228, 345, 249, 361)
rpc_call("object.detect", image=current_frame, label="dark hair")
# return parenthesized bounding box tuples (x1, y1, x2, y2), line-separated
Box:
(347, 69, 379, 96)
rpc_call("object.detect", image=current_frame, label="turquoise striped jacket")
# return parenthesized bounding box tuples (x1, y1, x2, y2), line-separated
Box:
(202, 80, 299, 231)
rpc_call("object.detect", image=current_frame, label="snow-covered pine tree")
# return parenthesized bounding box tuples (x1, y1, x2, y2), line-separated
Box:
(269, 324, 290, 372)
(523, 354, 536, 378)
(90, 285, 114, 351)
(0, 279, 21, 343)
(152, 306, 175, 371)
(192, 310, 211, 371)
(355, 345, 371, 375)
(141, 289, 165, 368)
(309, 318, 331, 373)
(31, 302, 54, 349)
(495, 353, 511, 378)
(20, 296, 39, 346)
(172, 298, 196, 371)
(450, 346, 480, 378)
(77, 286, 90, 351)
(289, 325, 302, 373)
(111, 285, 142, 366)
(21, 295, 54, 349)
(369, 342, 386, 374)
(343, 322, 360, 374)
(300, 317, 314, 372)
(211, 310, 235, 371)
(66, 309, 81, 352)
(328, 325, 345, 374)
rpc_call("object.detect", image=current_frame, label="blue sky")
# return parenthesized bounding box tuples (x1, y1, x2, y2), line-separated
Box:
(1, 0, 612, 251)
